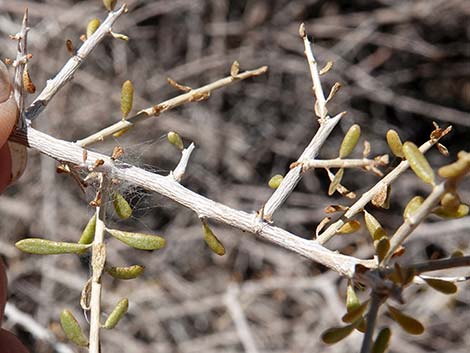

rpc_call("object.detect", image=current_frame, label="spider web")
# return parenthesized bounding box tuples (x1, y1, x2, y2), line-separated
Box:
(80, 133, 178, 233)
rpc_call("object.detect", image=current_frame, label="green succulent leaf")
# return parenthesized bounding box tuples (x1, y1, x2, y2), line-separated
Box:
(423, 278, 457, 295)
(268, 174, 284, 189)
(373, 327, 391, 353)
(78, 214, 96, 245)
(106, 265, 145, 280)
(339, 124, 361, 158)
(103, 298, 129, 329)
(113, 192, 132, 219)
(387, 305, 424, 335)
(60, 309, 89, 347)
(16, 238, 91, 255)
(106, 229, 166, 250)
(322, 322, 357, 344)
(202, 222, 226, 256)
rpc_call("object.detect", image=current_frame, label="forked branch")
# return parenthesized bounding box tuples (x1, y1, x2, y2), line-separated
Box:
(261, 24, 343, 221)
(316, 138, 445, 245)
(11, 127, 375, 277)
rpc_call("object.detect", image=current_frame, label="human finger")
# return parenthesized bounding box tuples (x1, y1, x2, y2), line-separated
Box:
(0, 61, 18, 149)
(0, 329, 29, 353)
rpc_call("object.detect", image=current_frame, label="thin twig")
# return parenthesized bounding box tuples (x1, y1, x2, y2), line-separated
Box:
(261, 25, 342, 221)
(75, 66, 268, 147)
(89, 174, 108, 353)
(298, 156, 388, 171)
(405, 256, 470, 275)
(170, 142, 195, 182)
(12, 8, 29, 128)
(360, 292, 381, 353)
(262, 112, 345, 221)
(299, 23, 327, 120)
(382, 181, 447, 263)
(224, 283, 260, 353)
(316, 138, 440, 245)
(11, 127, 376, 277)
(24, 4, 127, 122)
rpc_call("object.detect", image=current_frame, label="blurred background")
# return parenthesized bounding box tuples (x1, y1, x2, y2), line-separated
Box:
(0, 0, 469, 352)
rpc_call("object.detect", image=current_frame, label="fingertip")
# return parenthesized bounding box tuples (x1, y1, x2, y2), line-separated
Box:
(0, 62, 11, 102)
(0, 329, 30, 353)
(0, 95, 18, 149)
(0, 61, 17, 148)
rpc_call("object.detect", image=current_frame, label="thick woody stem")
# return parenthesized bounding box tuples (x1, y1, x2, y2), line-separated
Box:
(262, 112, 345, 221)
(11, 127, 376, 277)
(75, 66, 268, 147)
(24, 4, 127, 122)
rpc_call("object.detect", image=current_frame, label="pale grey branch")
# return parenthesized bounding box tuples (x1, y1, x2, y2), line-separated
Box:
(170, 142, 195, 182)
(224, 284, 260, 353)
(12, 127, 375, 277)
(383, 182, 447, 262)
(261, 24, 343, 222)
(262, 112, 345, 221)
(24, 4, 127, 122)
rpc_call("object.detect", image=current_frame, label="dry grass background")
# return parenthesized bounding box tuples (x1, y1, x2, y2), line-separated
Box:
(0, 0, 469, 352)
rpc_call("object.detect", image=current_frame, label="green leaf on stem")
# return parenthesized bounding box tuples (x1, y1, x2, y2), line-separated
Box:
(387, 305, 424, 335)
(106, 229, 166, 250)
(103, 298, 129, 329)
(78, 214, 96, 245)
(106, 265, 145, 280)
(60, 309, 89, 347)
(16, 238, 91, 255)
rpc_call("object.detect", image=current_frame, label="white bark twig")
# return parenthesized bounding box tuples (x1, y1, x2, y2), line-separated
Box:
(24, 4, 127, 122)
(75, 66, 268, 147)
(169, 142, 195, 182)
(261, 24, 343, 221)
(262, 112, 345, 221)
(299, 23, 327, 120)
(224, 283, 260, 353)
(12, 8, 29, 127)
(11, 127, 376, 277)
(89, 174, 108, 353)
(383, 182, 447, 263)
(297, 156, 388, 171)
